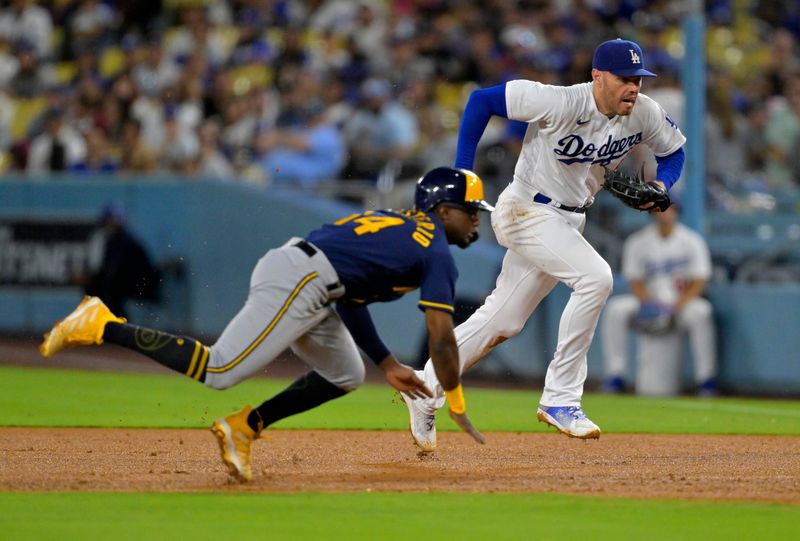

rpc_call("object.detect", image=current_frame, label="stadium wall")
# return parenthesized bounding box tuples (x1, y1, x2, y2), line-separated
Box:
(0, 177, 797, 395)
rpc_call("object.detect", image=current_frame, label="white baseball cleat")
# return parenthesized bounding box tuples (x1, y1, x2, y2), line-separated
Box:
(537, 404, 601, 439)
(401, 391, 437, 452)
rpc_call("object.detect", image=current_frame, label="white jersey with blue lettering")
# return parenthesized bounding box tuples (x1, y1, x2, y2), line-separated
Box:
(602, 221, 716, 389)
(622, 222, 712, 306)
(505, 81, 686, 207)
(410, 74, 689, 448)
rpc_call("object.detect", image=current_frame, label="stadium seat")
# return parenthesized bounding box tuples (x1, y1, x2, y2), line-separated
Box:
(54, 61, 77, 84)
(230, 64, 272, 93)
(99, 46, 126, 79)
(10, 97, 46, 142)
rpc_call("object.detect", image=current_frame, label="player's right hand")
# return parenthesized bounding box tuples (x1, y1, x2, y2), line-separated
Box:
(449, 409, 486, 445)
(379, 356, 433, 399)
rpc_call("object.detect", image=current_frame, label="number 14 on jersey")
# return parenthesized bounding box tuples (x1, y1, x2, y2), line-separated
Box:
(334, 210, 435, 247)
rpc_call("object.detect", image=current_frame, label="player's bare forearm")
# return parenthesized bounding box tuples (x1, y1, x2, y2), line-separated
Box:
(425, 309, 461, 390)
(429, 337, 460, 391)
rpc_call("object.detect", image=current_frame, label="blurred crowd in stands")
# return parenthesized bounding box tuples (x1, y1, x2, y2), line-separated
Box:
(0, 0, 799, 210)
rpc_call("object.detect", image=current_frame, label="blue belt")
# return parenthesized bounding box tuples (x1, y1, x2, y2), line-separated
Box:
(533, 193, 589, 213)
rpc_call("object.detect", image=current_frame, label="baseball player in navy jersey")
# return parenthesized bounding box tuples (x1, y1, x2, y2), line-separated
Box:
(601, 204, 717, 395)
(402, 39, 687, 450)
(39, 166, 491, 482)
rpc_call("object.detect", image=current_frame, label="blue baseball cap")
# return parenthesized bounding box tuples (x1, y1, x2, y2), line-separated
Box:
(592, 39, 657, 77)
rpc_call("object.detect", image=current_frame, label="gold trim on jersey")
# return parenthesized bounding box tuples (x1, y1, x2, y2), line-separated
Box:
(419, 300, 455, 313)
(461, 169, 486, 204)
(208, 271, 319, 374)
(392, 286, 417, 294)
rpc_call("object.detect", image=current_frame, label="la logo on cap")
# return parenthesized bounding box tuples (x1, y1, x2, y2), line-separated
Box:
(592, 39, 657, 77)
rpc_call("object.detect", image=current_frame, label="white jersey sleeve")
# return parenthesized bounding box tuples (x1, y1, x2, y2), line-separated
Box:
(505, 80, 567, 123)
(637, 93, 686, 157)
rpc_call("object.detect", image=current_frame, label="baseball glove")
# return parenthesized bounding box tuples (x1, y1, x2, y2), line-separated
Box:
(603, 167, 671, 212)
(631, 302, 675, 334)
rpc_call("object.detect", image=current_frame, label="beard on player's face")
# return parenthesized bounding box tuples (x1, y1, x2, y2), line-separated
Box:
(610, 75, 641, 115)
(595, 71, 641, 116)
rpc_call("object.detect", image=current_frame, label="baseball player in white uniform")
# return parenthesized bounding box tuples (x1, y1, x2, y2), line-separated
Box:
(601, 204, 717, 395)
(402, 39, 687, 450)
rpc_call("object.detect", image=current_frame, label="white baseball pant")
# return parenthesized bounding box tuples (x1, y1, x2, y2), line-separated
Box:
(601, 294, 717, 384)
(421, 181, 613, 408)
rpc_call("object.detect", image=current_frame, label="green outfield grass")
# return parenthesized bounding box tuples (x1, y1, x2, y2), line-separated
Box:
(2, 365, 799, 434)
(2, 365, 798, 541)
(0, 492, 797, 541)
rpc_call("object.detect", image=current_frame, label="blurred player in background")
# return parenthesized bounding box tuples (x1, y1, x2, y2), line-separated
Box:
(77, 203, 160, 318)
(601, 204, 717, 396)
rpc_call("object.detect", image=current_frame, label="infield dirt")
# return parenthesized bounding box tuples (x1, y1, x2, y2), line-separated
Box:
(1, 427, 798, 503)
(2, 338, 799, 503)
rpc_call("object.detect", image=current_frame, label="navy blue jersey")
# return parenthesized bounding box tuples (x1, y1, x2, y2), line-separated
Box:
(307, 209, 457, 314)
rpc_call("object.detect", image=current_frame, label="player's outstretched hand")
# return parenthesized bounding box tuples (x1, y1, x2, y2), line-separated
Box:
(380, 356, 433, 399)
(449, 409, 486, 445)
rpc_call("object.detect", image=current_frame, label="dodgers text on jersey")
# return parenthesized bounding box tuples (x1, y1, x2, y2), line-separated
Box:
(554, 132, 643, 166)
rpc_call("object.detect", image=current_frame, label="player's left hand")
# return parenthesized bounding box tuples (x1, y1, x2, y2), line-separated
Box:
(379, 356, 433, 399)
(602, 167, 671, 212)
(639, 180, 668, 212)
(449, 409, 486, 445)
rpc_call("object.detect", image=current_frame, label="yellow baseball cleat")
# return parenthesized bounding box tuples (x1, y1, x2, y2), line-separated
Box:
(39, 296, 126, 358)
(211, 405, 260, 482)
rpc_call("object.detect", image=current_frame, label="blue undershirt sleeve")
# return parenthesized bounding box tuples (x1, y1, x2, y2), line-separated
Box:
(655, 147, 685, 191)
(454, 83, 508, 170)
(335, 302, 390, 365)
